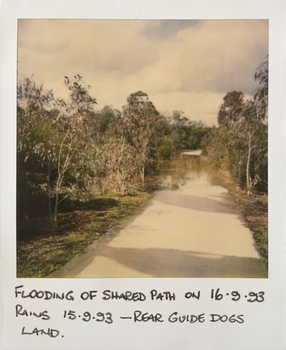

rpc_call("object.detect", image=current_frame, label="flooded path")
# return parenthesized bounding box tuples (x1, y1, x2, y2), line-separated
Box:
(50, 152, 267, 278)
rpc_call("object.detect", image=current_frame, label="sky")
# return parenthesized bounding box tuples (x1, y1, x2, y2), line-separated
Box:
(17, 19, 268, 126)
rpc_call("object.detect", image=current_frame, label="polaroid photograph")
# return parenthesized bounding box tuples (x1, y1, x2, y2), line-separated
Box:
(1, 1, 285, 349)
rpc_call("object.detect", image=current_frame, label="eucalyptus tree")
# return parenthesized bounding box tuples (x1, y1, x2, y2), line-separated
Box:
(254, 55, 268, 123)
(221, 99, 267, 193)
(165, 110, 210, 151)
(95, 135, 142, 195)
(209, 58, 268, 195)
(120, 91, 163, 184)
(209, 86, 267, 194)
(169, 110, 192, 150)
(17, 75, 98, 229)
(89, 106, 141, 195)
(217, 91, 245, 126)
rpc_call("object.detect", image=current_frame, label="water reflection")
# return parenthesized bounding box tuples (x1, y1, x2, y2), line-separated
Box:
(158, 154, 216, 191)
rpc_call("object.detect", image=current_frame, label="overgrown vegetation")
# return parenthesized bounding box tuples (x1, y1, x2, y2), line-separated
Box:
(17, 76, 209, 277)
(204, 56, 268, 195)
(17, 192, 149, 277)
(17, 56, 268, 277)
(17, 79, 210, 229)
(203, 56, 268, 264)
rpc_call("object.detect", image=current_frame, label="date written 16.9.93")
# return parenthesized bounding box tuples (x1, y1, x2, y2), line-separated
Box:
(210, 289, 265, 302)
(63, 310, 113, 323)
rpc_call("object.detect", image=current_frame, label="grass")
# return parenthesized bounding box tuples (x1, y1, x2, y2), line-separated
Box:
(17, 192, 150, 278)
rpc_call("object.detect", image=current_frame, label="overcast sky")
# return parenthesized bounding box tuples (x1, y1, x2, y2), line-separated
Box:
(18, 19, 268, 126)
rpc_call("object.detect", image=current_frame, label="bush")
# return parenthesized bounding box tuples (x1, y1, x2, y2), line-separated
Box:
(159, 136, 173, 159)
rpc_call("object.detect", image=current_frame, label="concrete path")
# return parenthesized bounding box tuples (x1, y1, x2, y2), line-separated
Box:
(50, 158, 267, 278)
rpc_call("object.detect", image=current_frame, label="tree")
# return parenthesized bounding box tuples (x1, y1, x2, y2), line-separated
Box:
(225, 99, 267, 193)
(207, 62, 268, 195)
(89, 105, 120, 144)
(166, 111, 210, 151)
(17, 77, 60, 224)
(120, 91, 162, 184)
(254, 55, 268, 123)
(158, 136, 173, 159)
(63, 74, 97, 114)
(17, 75, 98, 230)
(95, 136, 142, 195)
(217, 91, 245, 126)
(187, 123, 211, 150)
(169, 110, 190, 150)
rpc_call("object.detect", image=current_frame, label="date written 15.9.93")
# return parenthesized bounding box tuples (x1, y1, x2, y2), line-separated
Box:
(63, 310, 113, 324)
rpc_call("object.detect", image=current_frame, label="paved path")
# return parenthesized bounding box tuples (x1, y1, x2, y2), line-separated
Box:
(50, 162, 267, 278)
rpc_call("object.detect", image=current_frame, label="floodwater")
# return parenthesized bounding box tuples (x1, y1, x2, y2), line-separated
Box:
(50, 151, 267, 278)
(156, 151, 215, 191)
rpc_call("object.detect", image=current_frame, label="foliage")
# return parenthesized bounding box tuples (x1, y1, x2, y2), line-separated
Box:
(165, 110, 210, 151)
(94, 136, 142, 195)
(206, 56, 268, 194)
(17, 75, 98, 229)
(63, 75, 97, 114)
(217, 91, 244, 126)
(158, 136, 173, 159)
(254, 55, 268, 122)
(120, 91, 163, 183)
(88, 105, 120, 143)
(17, 76, 214, 241)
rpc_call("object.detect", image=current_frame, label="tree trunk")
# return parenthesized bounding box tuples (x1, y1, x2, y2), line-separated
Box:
(246, 134, 252, 196)
(141, 165, 145, 184)
(53, 175, 63, 231)
(53, 191, 59, 229)
(47, 161, 56, 234)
